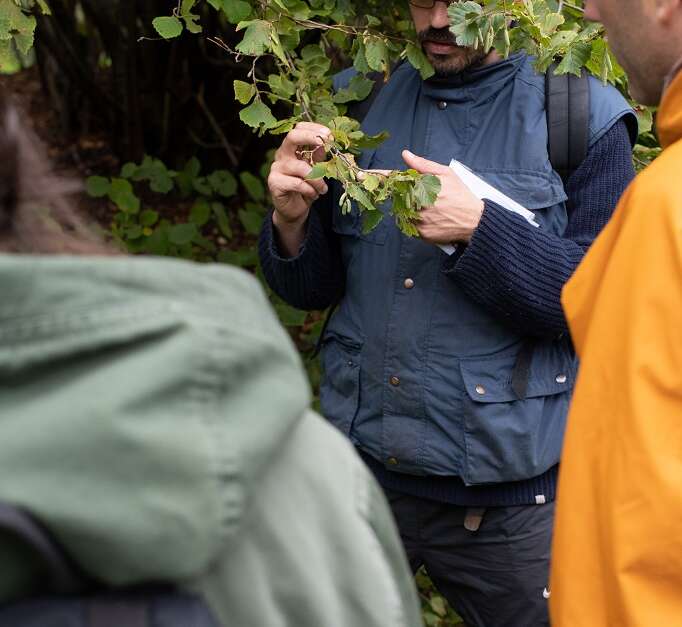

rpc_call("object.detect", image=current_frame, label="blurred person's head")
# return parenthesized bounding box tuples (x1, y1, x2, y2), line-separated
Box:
(584, 0, 682, 105)
(0, 94, 107, 255)
(409, 0, 496, 76)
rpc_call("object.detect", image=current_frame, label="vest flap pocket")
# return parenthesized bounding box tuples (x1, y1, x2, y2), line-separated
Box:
(320, 334, 363, 437)
(471, 169, 567, 210)
(460, 346, 574, 403)
(458, 346, 574, 485)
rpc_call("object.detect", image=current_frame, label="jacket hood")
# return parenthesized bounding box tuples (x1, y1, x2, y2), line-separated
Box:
(659, 68, 682, 149)
(0, 255, 310, 594)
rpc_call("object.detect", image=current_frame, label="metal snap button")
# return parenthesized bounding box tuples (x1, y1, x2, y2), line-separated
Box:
(390, 376, 400, 387)
(555, 374, 567, 384)
(387, 457, 399, 466)
(437, 100, 448, 110)
(404, 278, 415, 289)
(475, 385, 486, 395)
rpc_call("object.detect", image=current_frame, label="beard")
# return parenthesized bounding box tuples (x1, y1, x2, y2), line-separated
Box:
(418, 27, 488, 77)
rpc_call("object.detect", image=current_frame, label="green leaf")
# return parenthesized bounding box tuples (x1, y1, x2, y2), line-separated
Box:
(405, 42, 435, 80)
(152, 16, 183, 39)
(218, 247, 258, 267)
(109, 178, 140, 213)
(86, 176, 110, 198)
(555, 40, 593, 77)
(120, 162, 138, 179)
(168, 223, 198, 245)
(362, 210, 383, 234)
(333, 74, 375, 104)
(239, 209, 264, 235)
(234, 80, 255, 105)
(239, 99, 278, 131)
(220, 0, 252, 24)
(236, 20, 271, 56)
(140, 210, 159, 227)
(208, 170, 238, 198)
(275, 303, 308, 327)
(240, 171, 265, 202)
(212, 202, 233, 239)
(361, 174, 380, 192)
(364, 37, 389, 73)
(306, 162, 328, 180)
(189, 198, 212, 226)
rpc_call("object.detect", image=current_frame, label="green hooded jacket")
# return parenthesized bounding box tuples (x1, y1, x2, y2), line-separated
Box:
(0, 254, 422, 627)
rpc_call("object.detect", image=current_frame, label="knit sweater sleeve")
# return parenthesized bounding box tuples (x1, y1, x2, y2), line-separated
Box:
(258, 191, 345, 311)
(442, 118, 635, 338)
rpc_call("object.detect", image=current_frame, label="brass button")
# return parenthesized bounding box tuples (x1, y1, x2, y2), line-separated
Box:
(390, 376, 400, 387)
(555, 374, 567, 384)
(475, 385, 486, 396)
(404, 278, 415, 289)
(387, 457, 399, 466)
(437, 100, 448, 110)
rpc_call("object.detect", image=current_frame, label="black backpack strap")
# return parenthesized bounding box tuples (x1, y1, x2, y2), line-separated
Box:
(0, 502, 89, 595)
(509, 66, 591, 399)
(545, 63, 591, 183)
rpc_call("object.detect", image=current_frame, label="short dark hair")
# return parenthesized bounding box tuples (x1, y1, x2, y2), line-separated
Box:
(0, 93, 112, 255)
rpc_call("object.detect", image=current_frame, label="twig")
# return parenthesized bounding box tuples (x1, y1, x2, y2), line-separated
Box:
(195, 86, 239, 168)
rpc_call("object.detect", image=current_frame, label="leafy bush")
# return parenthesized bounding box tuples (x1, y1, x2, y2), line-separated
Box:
(2, 2, 665, 621)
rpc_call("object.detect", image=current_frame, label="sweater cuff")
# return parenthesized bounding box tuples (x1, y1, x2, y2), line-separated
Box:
(441, 200, 515, 277)
(266, 210, 312, 263)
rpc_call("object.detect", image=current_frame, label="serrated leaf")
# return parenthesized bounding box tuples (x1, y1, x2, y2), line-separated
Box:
(306, 163, 328, 180)
(362, 210, 383, 234)
(346, 182, 375, 212)
(555, 40, 592, 76)
(405, 42, 435, 80)
(239, 99, 278, 131)
(234, 80, 255, 105)
(214, 0, 251, 24)
(361, 174, 380, 191)
(236, 20, 270, 56)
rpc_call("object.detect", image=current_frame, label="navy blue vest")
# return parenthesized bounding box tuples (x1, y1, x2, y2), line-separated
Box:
(322, 54, 632, 485)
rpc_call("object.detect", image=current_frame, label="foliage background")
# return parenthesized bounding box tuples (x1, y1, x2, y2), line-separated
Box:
(0, 1, 663, 624)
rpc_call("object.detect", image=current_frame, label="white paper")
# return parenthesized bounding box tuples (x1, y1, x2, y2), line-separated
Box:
(438, 160, 540, 255)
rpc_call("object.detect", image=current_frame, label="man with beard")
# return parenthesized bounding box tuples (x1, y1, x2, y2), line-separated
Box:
(259, 2, 636, 625)
(551, 0, 682, 625)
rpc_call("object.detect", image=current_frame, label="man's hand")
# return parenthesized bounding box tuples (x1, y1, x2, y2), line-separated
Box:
(268, 122, 332, 257)
(402, 150, 484, 245)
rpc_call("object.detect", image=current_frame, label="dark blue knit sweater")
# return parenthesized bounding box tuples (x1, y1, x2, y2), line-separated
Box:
(259, 118, 635, 506)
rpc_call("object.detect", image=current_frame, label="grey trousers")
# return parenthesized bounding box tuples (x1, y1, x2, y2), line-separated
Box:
(384, 489, 554, 627)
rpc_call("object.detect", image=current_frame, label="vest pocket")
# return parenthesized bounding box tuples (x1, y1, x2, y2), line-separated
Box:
(320, 335, 362, 436)
(458, 348, 575, 485)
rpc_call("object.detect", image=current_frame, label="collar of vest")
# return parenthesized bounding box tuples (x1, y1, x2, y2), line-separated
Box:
(422, 52, 526, 101)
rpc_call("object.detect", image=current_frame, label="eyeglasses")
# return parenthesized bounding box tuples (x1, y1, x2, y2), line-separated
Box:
(408, 0, 455, 8)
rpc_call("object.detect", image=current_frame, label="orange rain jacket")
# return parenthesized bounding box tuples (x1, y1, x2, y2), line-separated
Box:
(550, 70, 682, 626)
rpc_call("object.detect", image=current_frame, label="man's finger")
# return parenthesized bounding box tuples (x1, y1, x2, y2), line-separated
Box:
(270, 173, 320, 203)
(282, 127, 332, 155)
(358, 168, 393, 180)
(402, 150, 449, 175)
(272, 159, 329, 195)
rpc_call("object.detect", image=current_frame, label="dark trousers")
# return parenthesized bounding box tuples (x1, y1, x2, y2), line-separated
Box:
(384, 488, 554, 627)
